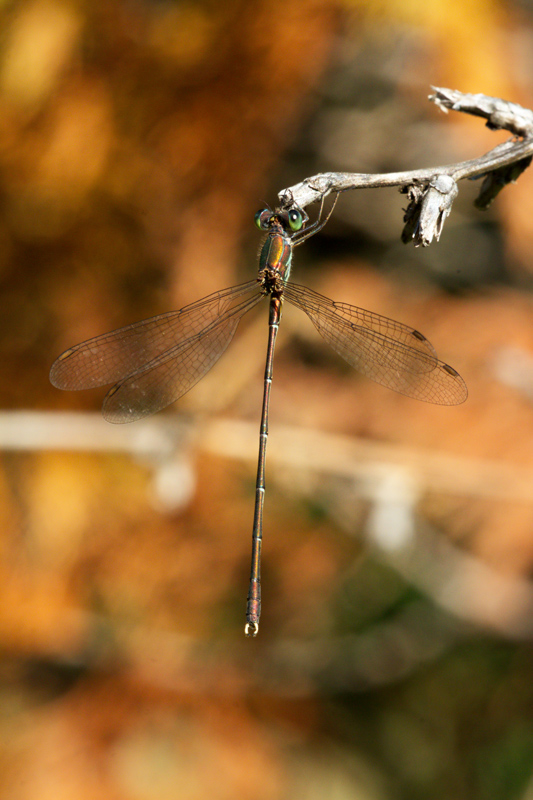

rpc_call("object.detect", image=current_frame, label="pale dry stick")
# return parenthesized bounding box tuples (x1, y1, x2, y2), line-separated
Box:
(278, 88, 533, 246)
(198, 418, 533, 504)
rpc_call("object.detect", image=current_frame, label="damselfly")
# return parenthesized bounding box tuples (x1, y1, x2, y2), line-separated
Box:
(50, 195, 467, 636)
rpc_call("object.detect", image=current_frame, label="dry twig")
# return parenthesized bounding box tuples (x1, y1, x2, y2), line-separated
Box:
(278, 87, 533, 246)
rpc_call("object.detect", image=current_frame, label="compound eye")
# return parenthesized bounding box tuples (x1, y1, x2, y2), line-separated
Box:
(254, 209, 271, 230)
(287, 208, 304, 232)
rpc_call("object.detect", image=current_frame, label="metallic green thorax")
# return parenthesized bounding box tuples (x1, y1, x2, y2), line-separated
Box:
(258, 222, 293, 285)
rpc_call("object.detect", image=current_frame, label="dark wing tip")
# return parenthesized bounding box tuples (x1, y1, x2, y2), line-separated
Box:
(439, 362, 468, 405)
(49, 349, 75, 388)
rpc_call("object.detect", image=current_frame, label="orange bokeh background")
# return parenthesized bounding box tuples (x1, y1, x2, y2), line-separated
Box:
(1, 1, 533, 798)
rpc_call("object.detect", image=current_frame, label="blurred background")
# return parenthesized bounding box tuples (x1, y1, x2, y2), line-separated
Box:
(1, 0, 533, 798)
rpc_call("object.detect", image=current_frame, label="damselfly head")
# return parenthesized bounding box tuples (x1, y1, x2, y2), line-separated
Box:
(254, 206, 307, 233)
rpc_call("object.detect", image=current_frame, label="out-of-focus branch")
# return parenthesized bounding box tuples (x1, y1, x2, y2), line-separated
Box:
(278, 88, 533, 246)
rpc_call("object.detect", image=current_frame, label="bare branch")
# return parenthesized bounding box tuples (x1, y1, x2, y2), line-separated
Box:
(278, 88, 533, 246)
(430, 86, 533, 136)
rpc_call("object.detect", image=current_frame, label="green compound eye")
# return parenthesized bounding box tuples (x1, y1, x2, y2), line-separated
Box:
(255, 209, 271, 230)
(287, 208, 303, 232)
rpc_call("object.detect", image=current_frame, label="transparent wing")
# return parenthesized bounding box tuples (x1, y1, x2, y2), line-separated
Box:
(50, 280, 264, 423)
(284, 282, 467, 405)
(102, 295, 263, 422)
(50, 281, 260, 390)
